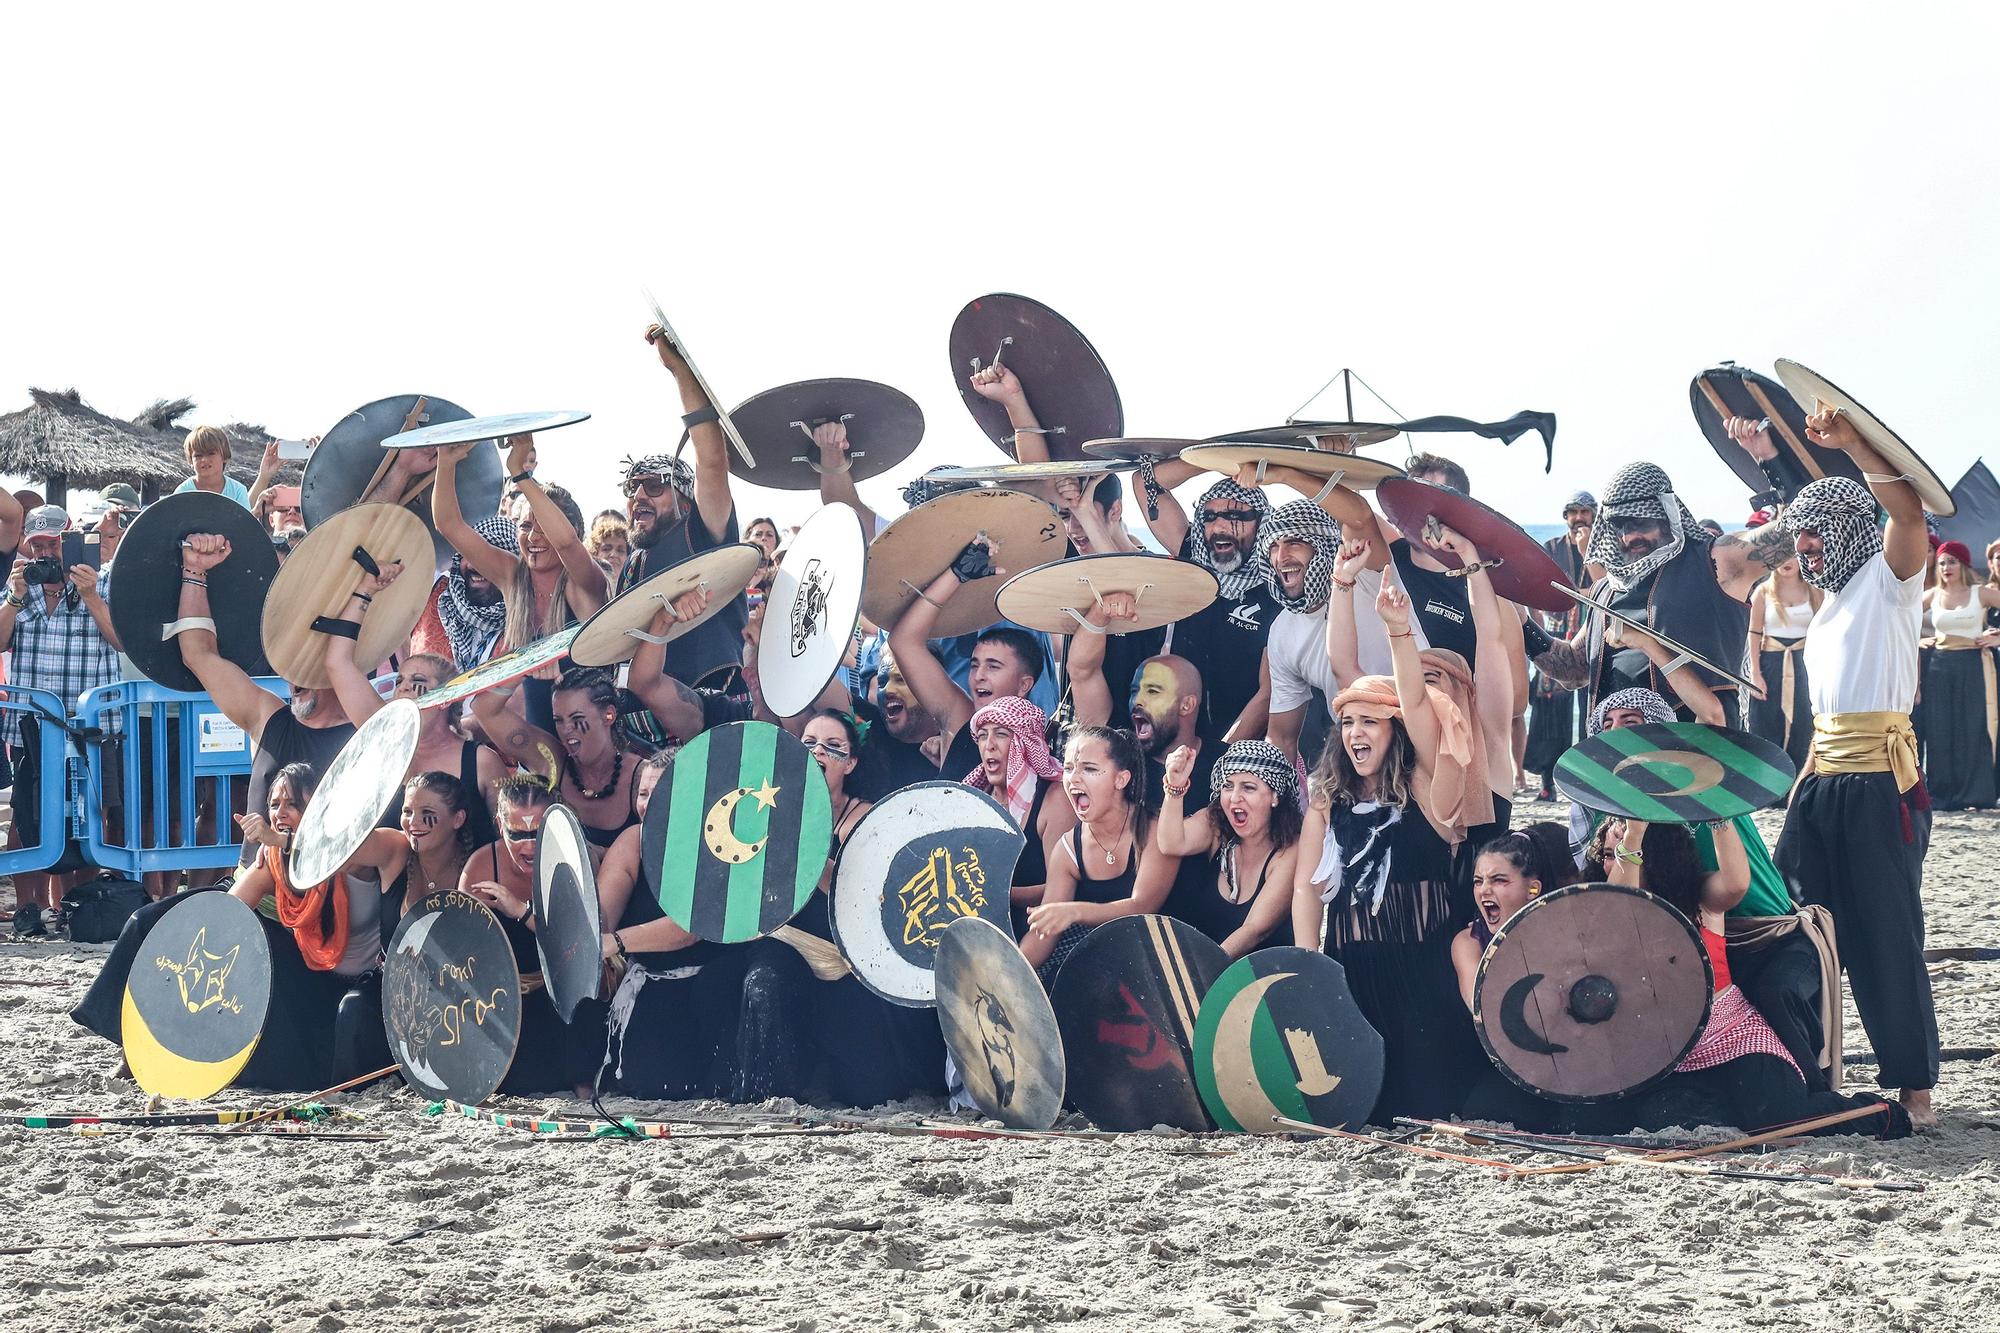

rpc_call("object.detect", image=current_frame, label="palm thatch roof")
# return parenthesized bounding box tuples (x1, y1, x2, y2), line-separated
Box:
(130, 398, 302, 487)
(0, 388, 185, 488)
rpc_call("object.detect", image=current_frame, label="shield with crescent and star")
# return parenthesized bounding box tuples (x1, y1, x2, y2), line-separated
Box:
(1192, 947, 1383, 1134)
(1554, 721, 1795, 824)
(643, 721, 832, 944)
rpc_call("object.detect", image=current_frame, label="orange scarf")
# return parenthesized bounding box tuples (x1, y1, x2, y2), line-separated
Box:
(262, 842, 349, 972)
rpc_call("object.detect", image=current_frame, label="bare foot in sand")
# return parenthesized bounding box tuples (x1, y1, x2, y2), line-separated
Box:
(1900, 1088, 1938, 1130)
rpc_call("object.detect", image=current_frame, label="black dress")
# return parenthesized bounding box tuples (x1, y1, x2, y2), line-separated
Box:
(1007, 780, 1055, 939)
(597, 868, 747, 1101)
(1746, 634, 1814, 772)
(1922, 641, 1998, 810)
(1163, 841, 1291, 953)
(1314, 801, 1485, 1124)
(1035, 823, 1139, 986)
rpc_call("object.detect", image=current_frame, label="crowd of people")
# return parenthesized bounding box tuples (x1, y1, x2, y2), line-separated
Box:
(9, 323, 1985, 1137)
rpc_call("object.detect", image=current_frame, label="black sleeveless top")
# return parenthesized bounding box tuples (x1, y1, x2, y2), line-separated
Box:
(1067, 820, 1139, 905)
(1165, 841, 1291, 950)
(614, 843, 721, 969)
(242, 709, 355, 865)
(1390, 538, 1477, 666)
(1011, 781, 1054, 890)
(381, 740, 498, 849)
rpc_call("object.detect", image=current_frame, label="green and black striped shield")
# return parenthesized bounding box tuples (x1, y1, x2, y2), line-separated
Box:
(1555, 721, 1795, 823)
(644, 721, 832, 943)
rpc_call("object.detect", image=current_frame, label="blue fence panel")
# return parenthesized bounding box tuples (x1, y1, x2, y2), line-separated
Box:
(75, 677, 291, 875)
(0, 687, 77, 875)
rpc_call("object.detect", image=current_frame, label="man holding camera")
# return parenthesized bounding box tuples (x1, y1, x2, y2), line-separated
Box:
(0, 505, 122, 934)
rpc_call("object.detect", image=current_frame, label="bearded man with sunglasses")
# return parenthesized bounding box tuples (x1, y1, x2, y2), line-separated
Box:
(616, 323, 745, 692)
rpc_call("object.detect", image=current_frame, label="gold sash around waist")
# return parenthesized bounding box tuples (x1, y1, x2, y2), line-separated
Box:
(1757, 637, 1807, 738)
(1811, 711, 1919, 793)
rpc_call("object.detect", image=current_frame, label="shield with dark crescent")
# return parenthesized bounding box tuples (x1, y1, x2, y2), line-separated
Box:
(1772, 358, 1955, 515)
(1051, 914, 1231, 1132)
(1192, 947, 1384, 1134)
(1082, 437, 1205, 462)
(420, 623, 581, 713)
(382, 890, 522, 1106)
(643, 721, 832, 944)
(383, 409, 591, 450)
(830, 782, 1023, 1008)
(110, 492, 278, 693)
(934, 916, 1066, 1130)
(927, 458, 1141, 485)
(300, 394, 502, 574)
(288, 699, 420, 890)
(757, 503, 866, 719)
(995, 553, 1218, 637)
(1376, 477, 1577, 615)
(860, 488, 1067, 638)
(121, 892, 273, 1100)
(1554, 720, 1795, 823)
(1474, 883, 1711, 1102)
(259, 503, 435, 690)
(1205, 421, 1402, 449)
(1180, 443, 1406, 492)
(724, 379, 924, 490)
(570, 543, 762, 669)
(1690, 362, 1862, 495)
(533, 804, 604, 1023)
(949, 293, 1123, 462)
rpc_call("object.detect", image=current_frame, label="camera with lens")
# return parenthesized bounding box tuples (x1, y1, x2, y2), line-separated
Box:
(20, 557, 63, 586)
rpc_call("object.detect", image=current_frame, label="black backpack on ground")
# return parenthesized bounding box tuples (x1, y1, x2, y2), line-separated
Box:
(61, 874, 148, 943)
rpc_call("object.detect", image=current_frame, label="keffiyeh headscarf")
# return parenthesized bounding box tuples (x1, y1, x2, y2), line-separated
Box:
(621, 452, 696, 500)
(1187, 478, 1272, 600)
(1586, 463, 1704, 592)
(1209, 739, 1297, 805)
(1261, 499, 1343, 614)
(1784, 476, 1882, 593)
(439, 515, 516, 668)
(1588, 686, 1676, 736)
(964, 696, 1062, 828)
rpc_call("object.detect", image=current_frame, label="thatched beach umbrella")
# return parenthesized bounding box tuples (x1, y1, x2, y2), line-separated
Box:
(130, 398, 302, 493)
(0, 388, 184, 506)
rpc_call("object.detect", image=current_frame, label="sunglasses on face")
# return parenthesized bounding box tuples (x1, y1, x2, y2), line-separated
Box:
(622, 477, 674, 499)
(1202, 508, 1260, 524)
(1608, 515, 1659, 534)
(801, 737, 850, 760)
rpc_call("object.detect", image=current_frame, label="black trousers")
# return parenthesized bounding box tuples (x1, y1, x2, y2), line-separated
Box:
(1728, 932, 1828, 1093)
(1776, 770, 1938, 1091)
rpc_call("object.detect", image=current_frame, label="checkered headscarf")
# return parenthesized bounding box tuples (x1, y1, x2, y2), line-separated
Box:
(439, 515, 515, 668)
(1261, 499, 1342, 614)
(621, 452, 695, 500)
(1587, 687, 1677, 736)
(964, 695, 1061, 829)
(1586, 463, 1703, 592)
(1187, 478, 1272, 600)
(1785, 476, 1882, 594)
(1209, 739, 1297, 805)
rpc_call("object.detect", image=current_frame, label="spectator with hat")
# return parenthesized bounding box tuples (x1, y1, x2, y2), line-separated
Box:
(0, 504, 122, 934)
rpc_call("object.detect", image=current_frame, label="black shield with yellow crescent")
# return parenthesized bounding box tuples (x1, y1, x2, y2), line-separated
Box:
(1473, 883, 1712, 1102)
(644, 721, 832, 944)
(1192, 947, 1383, 1134)
(1051, 914, 1231, 1132)
(121, 892, 273, 1100)
(1555, 721, 1794, 823)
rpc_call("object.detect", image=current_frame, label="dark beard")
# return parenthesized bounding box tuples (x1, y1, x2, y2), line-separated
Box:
(464, 582, 503, 608)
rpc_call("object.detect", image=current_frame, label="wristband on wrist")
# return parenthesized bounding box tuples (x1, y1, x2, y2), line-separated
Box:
(1331, 577, 1357, 591)
(1612, 846, 1644, 865)
(508, 471, 534, 485)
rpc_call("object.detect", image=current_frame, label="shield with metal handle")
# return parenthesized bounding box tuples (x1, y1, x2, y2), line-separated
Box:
(1375, 477, 1577, 615)
(301, 394, 501, 576)
(948, 293, 1123, 463)
(1772, 358, 1955, 515)
(723, 379, 924, 490)
(995, 553, 1217, 637)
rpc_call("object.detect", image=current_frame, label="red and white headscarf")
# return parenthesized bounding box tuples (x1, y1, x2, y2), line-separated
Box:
(964, 696, 1061, 828)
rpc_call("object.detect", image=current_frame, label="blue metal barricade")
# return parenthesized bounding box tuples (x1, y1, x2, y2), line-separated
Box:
(74, 677, 291, 874)
(0, 687, 79, 875)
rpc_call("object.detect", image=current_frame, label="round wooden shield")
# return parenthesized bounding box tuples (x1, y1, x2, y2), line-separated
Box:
(121, 892, 273, 1100)
(1474, 883, 1711, 1102)
(289, 699, 420, 889)
(533, 804, 603, 1023)
(949, 293, 1123, 462)
(1772, 358, 1954, 515)
(1690, 363, 1863, 495)
(110, 492, 278, 693)
(929, 458, 1141, 484)
(643, 721, 832, 943)
(1082, 437, 1204, 462)
(829, 783, 1023, 1008)
(569, 543, 762, 669)
(1051, 914, 1231, 1132)
(934, 916, 1066, 1130)
(1206, 421, 1401, 448)
(1192, 947, 1384, 1134)
(1180, 443, 1406, 491)
(724, 378, 924, 490)
(757, 504, 866, 718)
(420, 623, 581, 712)
(859, 488, 1066, 637)
(384, 409, 590, 450)
(259, 504, 435, 689)
(301, 394, 501, 574)
(382, 890, 522, 1105)
(1554, 721, 1796, 823)
(995, 554, 1218, 636)
(1376, 477, 1576, 615)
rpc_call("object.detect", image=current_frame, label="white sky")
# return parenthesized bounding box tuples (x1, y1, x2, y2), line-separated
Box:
(6, 3, 1998, 532)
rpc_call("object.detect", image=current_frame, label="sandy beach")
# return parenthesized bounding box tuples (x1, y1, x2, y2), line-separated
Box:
(3, 800, 1996, 1333)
